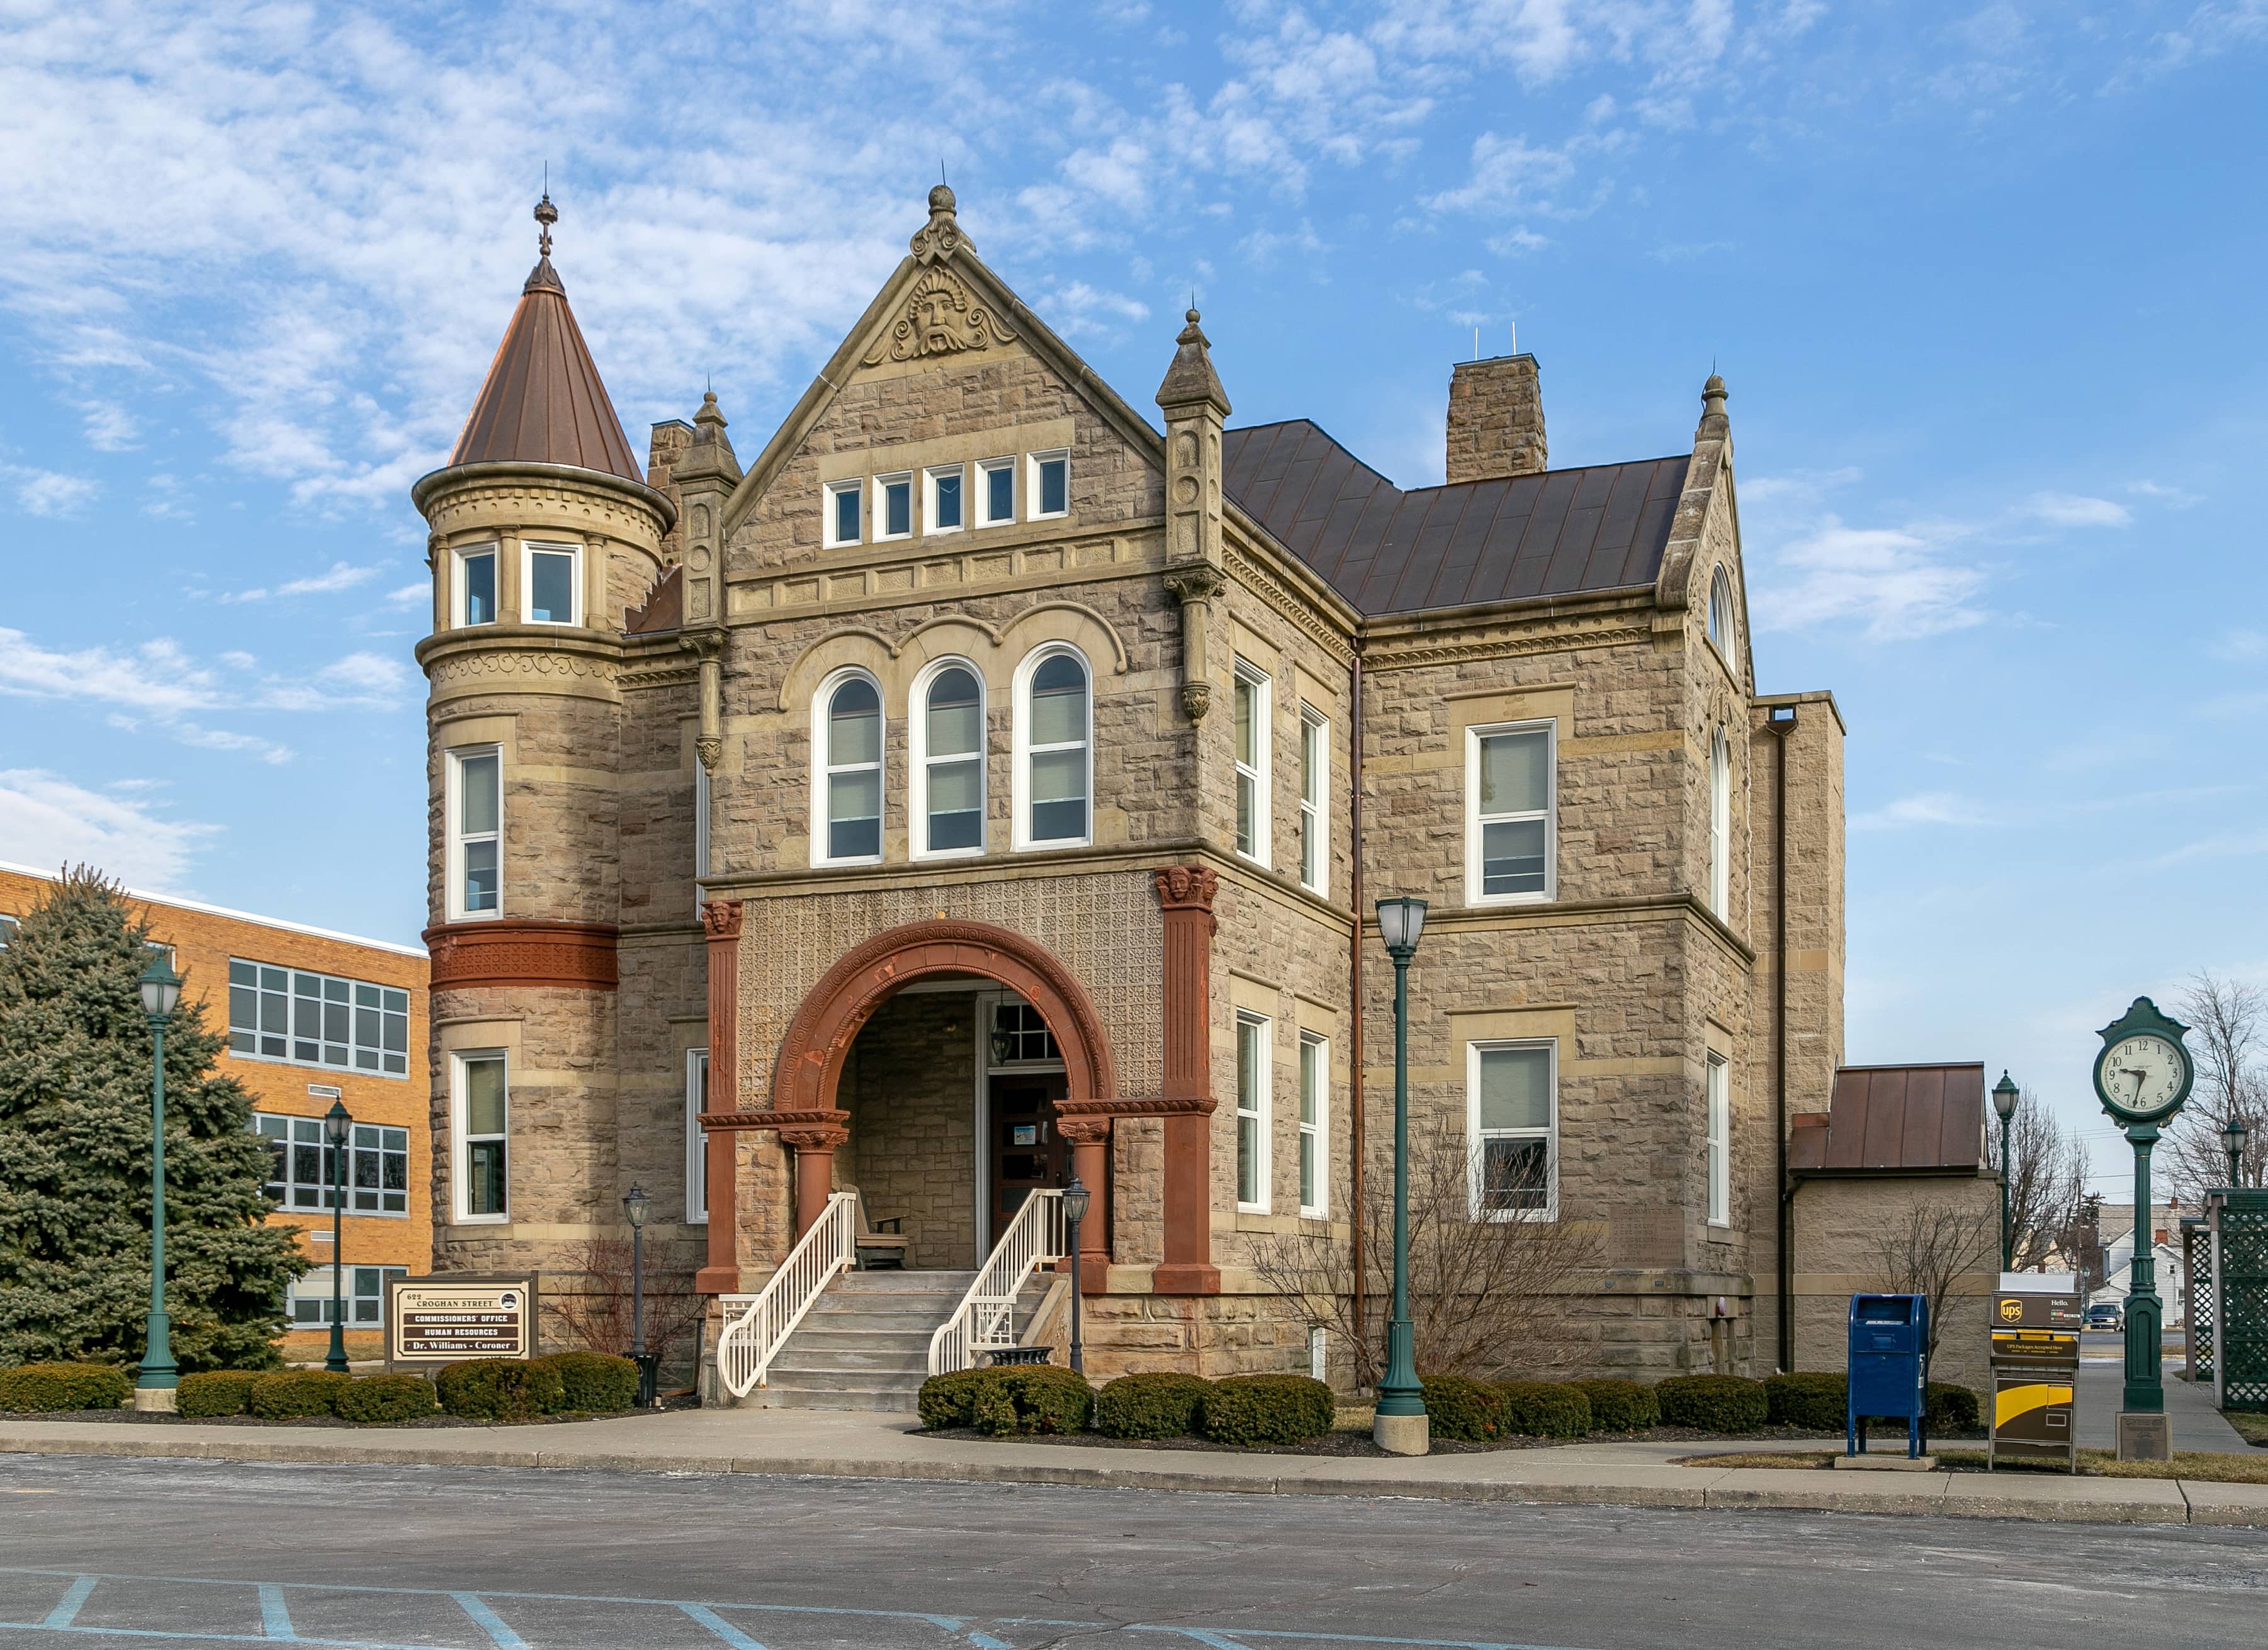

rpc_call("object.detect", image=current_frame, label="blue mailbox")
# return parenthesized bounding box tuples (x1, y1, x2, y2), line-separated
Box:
(1846, 1293, 1930, 1459)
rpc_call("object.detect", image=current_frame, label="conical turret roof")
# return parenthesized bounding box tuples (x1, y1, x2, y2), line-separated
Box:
(448, 196, 645, 485)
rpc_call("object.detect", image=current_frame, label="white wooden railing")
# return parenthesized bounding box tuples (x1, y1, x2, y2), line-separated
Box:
(928, 1188, 1068, 1376)
(717, 1191, 857, 1399)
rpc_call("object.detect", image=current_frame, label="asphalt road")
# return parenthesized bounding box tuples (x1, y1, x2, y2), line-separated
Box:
(2, 1456, 2264, 1650)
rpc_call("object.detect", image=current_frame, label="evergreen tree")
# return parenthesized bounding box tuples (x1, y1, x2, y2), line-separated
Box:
(0, 868, 304, 1371)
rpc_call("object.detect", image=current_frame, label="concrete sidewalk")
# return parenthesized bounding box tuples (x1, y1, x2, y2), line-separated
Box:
(2073, 1356, 2245, 1451)
(4, 1406, 2264, 1527)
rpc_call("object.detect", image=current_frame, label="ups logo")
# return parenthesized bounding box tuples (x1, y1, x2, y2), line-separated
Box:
(1999, 1298, 2024, 1322)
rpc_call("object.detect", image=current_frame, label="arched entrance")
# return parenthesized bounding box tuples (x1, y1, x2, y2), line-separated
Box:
(768, 919, 1118, 1272)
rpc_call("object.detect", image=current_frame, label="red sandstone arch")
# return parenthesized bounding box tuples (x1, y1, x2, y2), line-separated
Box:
(769, 919, 1119, 1256)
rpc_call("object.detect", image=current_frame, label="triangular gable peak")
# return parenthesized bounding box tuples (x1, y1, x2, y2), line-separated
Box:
(721, 187, 1164, 537)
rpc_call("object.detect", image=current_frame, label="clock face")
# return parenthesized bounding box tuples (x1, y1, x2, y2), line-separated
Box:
(2099, 1033, 2186, 1118)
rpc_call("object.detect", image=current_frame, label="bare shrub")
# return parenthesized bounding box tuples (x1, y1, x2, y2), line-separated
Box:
(1865, 1198, 1997, 1364)
(547, 1237, 705, 1376)
(1250, 1109, 1602, 1387)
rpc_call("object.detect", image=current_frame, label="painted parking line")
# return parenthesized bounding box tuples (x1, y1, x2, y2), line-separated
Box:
(0, 1568, 1602, 1650)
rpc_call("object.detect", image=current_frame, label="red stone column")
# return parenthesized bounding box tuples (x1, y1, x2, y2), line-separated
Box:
(696, 900, 742, 1294)
(1057, 1115, 1112, 1291)
(1152, 867, 1220, 1294)
(780, 1123, 849, 1236)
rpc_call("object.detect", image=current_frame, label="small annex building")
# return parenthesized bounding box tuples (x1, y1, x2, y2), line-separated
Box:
(409, 186, 1899, 1404)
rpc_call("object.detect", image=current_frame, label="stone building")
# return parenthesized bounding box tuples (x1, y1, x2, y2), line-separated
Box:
(409, 188, 1857, 1403)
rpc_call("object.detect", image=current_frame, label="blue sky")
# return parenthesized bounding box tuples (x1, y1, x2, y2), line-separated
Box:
(2, 1, 2263, 1186)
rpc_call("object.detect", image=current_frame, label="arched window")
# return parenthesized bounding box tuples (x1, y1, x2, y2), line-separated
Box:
(915, 662, 985, 856)
(1708, 566, 1735, 659)
(1708, 726, 1730, 919)
(817, 673, 883, 863)
(1016, 648, 1091, 848)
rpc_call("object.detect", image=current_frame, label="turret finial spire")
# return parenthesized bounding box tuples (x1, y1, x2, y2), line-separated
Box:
(534, 187, 557, 259)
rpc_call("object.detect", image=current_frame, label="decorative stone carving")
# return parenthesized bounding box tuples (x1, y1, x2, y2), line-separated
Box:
(695, 736, 722, 772)
(1152, 865, 1219, 914)
(700, 899, 744, 941)
(424, 919, 619, 991)
(1180, 682, 1213, 722)
(863, 267, 1019, 366)
(908, 182, 972, 264)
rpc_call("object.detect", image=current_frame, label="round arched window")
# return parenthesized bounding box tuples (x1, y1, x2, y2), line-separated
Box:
(1024, 652, 1090, 845)
(823, 676, 882, 861)
(922, 666, 984, 853)
(1708, 566, 1735, 657)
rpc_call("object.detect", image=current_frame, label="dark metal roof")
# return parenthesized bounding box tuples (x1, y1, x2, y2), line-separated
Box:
(449, 257, 645, 485)
(1790, 1064, 1989, 1176)
(1221, 420, 1690, 616)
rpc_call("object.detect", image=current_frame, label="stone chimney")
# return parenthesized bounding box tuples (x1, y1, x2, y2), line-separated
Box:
(1445, 353, 1547, 483)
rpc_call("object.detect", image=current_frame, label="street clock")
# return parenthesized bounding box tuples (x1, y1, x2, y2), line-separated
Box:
(2091, 998, 2194, 1127)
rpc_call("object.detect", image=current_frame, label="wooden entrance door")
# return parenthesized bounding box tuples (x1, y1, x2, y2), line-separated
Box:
(988, 1072, 1069, 1249)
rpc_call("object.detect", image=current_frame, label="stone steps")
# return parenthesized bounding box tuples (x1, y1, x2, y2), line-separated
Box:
(742, 1266, 1042, 1413)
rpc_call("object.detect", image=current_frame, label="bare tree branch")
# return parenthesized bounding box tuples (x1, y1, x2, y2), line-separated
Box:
(1250, 1109, 1603, 1385)
(2167, 972, 2268, 1199)
(546, 1237, 706, 1375)
(1985, 1084, 2089, 1271)
(1865, 1196, 1997, 1364)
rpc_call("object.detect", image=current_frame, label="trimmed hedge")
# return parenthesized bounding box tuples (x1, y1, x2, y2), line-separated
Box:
(541, 1352, 639, 1414)
(335, 1374, 439, 1423)
(1927, 1381, 1982, 1434)
(1764, 1371, 1848, 1430)
(1656, 1374, 1768, 1434)
(1421, 1374, 1505, 1441)
(1095, 1372, 1214, 1439)
(1200, 1374, 1335, 1445)
(176, 1371, 261, 1418)
(436, 1358, 566, 1422)
(915, 1366, 1093, 1435)
(247, 1370, 351, 1420)
(1494, 1380, 1592, 1439)
(1572, 1378, 1658, 1434)
(0, 1362, 132, 1413)
(917, 1369, 997, 1431)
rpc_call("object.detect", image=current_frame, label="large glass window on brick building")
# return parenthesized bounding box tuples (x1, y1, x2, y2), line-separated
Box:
(254, 1113, 410, 1215)
(288, 1265, 408, 1328)
(229, 960, 410, 1076)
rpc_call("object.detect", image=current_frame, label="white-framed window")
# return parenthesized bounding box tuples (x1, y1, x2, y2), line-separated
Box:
(1236, 1011, 1271, 1213)
(1465, 721, 1554, 904)
(453, 545, 497, 627)
(1298, 1031, 1328, 1218)
(1469, 1039, 1556, 1220)
(253, 1113, 410, 1214)
(522, 541, 580, 626)
(924, 464, 965, 536)
(1708, 726, 1730, 920)
(288, 1265, 408, 1328)
(1027, 449, 1069, 520)
(912, 659, 986, 857)
(229, 960, 410, 1076)
(685, 1049, 709, 1225)
(694, 762, 711, 915)
(1233, 661, 1271, 865)
(1297, 705, 1327, 894)
(989, 1001, 1062, 1065)
(825, 478, 863, 548)
(452, 1050, 509, 1223)
(1013, 645, 1092, 849)
(1708, 564, 1735, 658)
(0, 914, 16, 949)
(445, 746, 502, 921)
(876, 471, 914, 541)
(814, 670, 885, 865)
(1707, 1052, 1730, 1227)
(979, 457, 1016, 525)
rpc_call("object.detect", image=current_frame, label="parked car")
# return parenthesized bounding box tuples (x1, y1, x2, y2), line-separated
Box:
(2084, 1302, 2123, 1332)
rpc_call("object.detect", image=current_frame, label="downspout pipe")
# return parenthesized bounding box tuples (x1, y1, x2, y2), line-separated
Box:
(1767, 704, 1798, 1374)
(1348, 645, 1367, 1372)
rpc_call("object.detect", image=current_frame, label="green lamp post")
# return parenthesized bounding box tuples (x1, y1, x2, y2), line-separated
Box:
(2225, 1117, 2249, 1189)
(323, 1100, 353, 1374)
(134, 953, 184, 1411)
(1372, 896, 1429, 1457)
(2089, 998, 2194, 1462)
(1992, 1072, 2019, 1271)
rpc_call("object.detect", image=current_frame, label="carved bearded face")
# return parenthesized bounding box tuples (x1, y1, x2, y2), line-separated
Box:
(915, 283, 968, 354)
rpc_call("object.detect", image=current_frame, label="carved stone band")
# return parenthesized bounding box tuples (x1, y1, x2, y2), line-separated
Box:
(699, 1108, 849, 1134)
(1058, 1094, 1219, 1119)
(424, 919, 619, 991)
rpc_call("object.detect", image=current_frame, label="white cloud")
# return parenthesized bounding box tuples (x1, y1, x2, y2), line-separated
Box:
(220, 561, 382, 602)
(1851, 791, 2002, 831)
(2026, 491, 2131, 529)
(385, 581, 427, 605)
(2127, 479, 2203, 508)
(1754, 514, 1990, 641)
(5, 465, 99, 517)
(0, 769, 217, 891)
(79, 400, 139, 450)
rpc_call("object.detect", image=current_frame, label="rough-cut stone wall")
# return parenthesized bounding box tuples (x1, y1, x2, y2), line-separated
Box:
(838, 992, 979, 1269)
(1444, 354, 1547, 483)
(1791, 1173, 1996, 1396)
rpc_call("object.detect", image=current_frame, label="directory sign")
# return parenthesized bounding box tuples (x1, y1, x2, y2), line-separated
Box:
(386, 1274, 538, 1366)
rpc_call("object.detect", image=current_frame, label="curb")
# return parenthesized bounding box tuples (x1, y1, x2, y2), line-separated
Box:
(2, 1430, 2259, 1526)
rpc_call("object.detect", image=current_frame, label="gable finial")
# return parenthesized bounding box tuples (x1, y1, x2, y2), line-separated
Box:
(911, 177, 969, 264)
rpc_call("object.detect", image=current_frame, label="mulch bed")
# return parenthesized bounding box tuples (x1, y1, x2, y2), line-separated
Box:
(0, 1395, 701, 1430)
(917, 1421, 1954, 1456)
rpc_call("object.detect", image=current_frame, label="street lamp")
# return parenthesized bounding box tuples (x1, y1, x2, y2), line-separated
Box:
(1992, 1072, 2019, 1271)
(133, 953, 183, 1412)
(323, 1101, 353, 1374)
(1061, 1176, 1091, 1375)
(1373, 896, 1428, 1456)
(623, 1182, 655, 1405)
(2225, 1118, 2250, 1190)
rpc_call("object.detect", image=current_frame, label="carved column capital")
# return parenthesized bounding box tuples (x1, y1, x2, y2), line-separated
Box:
(1153, 865, 1219, 914)
(700, 899, 743, 941)
(1163, 566, 1227, 606)
(1056, 1115, 1113, 1147)
(778, 1125, 850, 1152)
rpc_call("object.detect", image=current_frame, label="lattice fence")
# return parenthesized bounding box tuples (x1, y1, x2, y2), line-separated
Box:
(2186, 1221, 2214, 1383)
(2221, 1191, 2268, 1411)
